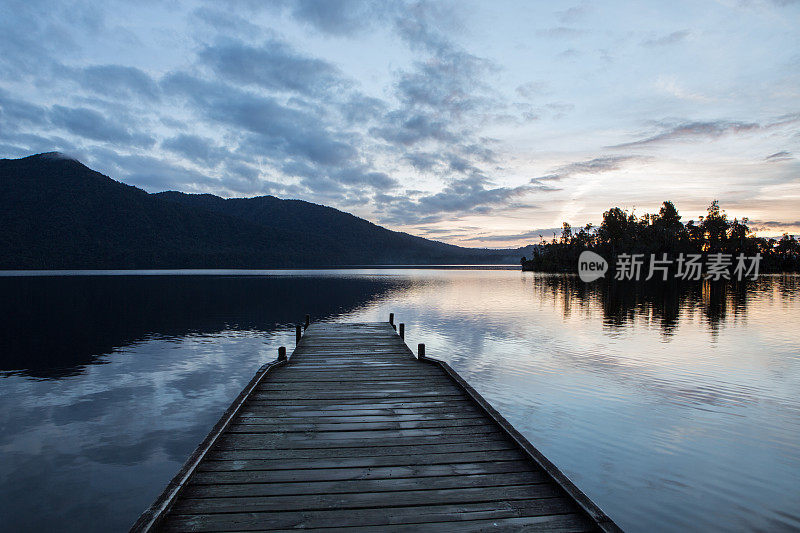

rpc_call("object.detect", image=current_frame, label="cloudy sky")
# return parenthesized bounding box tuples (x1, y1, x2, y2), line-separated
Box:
(1, 0, 798, 246)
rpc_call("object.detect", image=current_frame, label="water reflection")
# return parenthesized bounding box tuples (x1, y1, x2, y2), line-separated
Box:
(528, 274, 799, 339)
(339, 271, 800, 531)
(0, 275, 408, 377)
(0, 271, 798, 532)
(0, 274, 416, 532)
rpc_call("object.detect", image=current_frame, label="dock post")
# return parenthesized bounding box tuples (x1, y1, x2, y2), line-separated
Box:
(278, 346, 287, 361)
(295, 325, 302, 344)
(418, 343, 425, 359)
(399, 323, 405, 339)
(304, 314, 310, 330)
(389, 312, 394, 326)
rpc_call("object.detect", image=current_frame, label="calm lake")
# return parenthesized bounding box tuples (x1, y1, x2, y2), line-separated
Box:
(1, 269, 798, 532)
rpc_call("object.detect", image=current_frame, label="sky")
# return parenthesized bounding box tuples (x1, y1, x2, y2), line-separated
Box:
(0, 0, 798, 247)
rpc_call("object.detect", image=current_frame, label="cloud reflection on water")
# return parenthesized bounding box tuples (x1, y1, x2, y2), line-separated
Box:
(0, 271, 798, 531)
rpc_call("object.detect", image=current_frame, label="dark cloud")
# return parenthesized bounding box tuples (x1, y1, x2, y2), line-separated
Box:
(9, 1, 790, 240)
(642, 30, 690, 47)
(403, 151, 440, 172)
(765, 151, 792, 162)
(278, 160, 395, 203)
(403, 148, 498, 176)
(371, 112, 457, 145)
(70, 65, 160, 101)
(380, 38, 498, 152)
(159, 66, 402, 199)
(198, 39, 348, 96)
(242, 0, 399, 37)
(751, 220, 800, 228)
(218, 0, 519, 214)
(224, 160, 260, 183)
(414, 227, 457, 235)
(750, 219, 800, 234)
(191, 7, 264, 38)
(462, 142, 498, 164)
(0, 0, 82, 77)
(447, 154, 478, 174)
(0, 132, 78, 157)
(611, 114, 800, 149)
(88, 147, 290, 199)
(393, 4, 463, 56)
(537, 155, 644, 181)
(388, 5, 498, 126)
(408, 228, 473, 239)
(375, 174, 551, 225)
(331, 167, 399, 189)
(393, 50, 494, 117)
(290, 0, 389, 35)
(0, 89, 48, 127)
(161, 134, 227, 167)
(0, 0, 706, 233)
(610, 120, 762, 148)
(339, 93, 387, 124)
(536, 27, 585, 38)
(463, 228, 563, 242)
(280, 159, 319, 179)
(86, 148, 211, 192)
(49, 105, 155, 147)
(298, 176, 373, 207)
(396, 63, 476, 113)
(162, 73, 355, 167)
(241, 125, 355, 168)
(0, 143, 29, 157)
(361, 1, 512, 202)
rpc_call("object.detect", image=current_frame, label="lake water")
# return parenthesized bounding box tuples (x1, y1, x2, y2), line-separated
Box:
(1, 270, 798, 532)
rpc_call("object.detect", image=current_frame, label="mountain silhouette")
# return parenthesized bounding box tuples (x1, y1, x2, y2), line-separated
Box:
(0, 153, 527, 268)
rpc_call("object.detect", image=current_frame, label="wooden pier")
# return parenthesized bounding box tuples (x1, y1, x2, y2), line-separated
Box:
(133, 319, 621, 532)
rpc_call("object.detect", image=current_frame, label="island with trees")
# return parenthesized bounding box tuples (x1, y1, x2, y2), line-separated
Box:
(521, 201, 800, 275)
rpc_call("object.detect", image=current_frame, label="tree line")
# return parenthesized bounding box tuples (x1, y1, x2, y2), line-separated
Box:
(521, 200, 800, 273)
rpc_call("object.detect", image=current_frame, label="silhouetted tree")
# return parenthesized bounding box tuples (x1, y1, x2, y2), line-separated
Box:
(522, 200, 798, 273)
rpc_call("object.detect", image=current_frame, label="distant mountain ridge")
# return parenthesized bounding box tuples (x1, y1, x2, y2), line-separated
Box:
(151, 191, 471, 259)
(0, 153, 529, 269)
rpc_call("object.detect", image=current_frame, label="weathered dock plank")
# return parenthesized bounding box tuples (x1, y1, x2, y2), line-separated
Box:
(133, 321, 620, 532)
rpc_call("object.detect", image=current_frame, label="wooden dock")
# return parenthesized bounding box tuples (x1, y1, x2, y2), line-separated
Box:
(133, 319, 621, 532)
